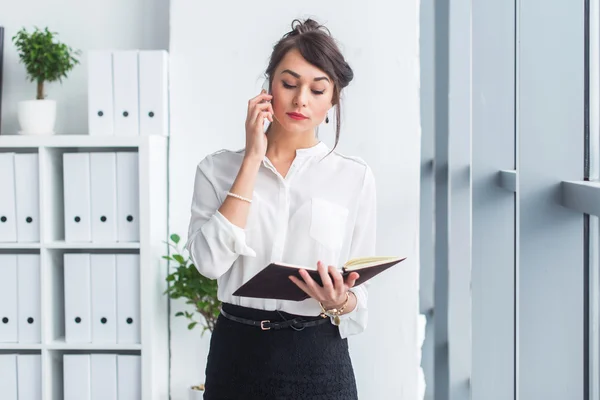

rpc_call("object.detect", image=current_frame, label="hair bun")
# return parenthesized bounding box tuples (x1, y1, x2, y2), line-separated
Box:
(291, 18, 329, 36)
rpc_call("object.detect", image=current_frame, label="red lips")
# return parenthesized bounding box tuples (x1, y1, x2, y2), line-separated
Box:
(287, 112, 308, 120)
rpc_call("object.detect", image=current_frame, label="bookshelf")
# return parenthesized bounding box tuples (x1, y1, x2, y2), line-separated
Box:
(0, 134, 169, 400)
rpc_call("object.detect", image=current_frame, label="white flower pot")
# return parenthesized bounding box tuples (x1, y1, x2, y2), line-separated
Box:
(188, 385, 204, 400)
(17, 99, 57, 135)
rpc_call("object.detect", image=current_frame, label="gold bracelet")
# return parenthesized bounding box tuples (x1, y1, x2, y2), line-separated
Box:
(319, 291, 350, 326)
(226, 191, 252, 203)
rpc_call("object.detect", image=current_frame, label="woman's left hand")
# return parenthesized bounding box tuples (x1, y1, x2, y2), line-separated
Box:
(289, 261, 360, 309)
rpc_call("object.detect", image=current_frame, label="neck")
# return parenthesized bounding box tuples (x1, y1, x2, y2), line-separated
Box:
(265, 121, 320, 162)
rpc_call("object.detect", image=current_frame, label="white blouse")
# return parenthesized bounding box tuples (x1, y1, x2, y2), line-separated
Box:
(184, 141, 377, 339)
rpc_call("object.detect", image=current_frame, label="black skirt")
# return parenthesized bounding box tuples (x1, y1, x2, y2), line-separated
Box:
(203, 303, 358, 400)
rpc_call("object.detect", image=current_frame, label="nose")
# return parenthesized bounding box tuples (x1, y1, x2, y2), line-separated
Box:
(293, 87, 309, 108)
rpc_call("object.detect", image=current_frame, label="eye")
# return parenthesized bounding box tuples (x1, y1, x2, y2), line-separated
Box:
(282, 81, 325, 95)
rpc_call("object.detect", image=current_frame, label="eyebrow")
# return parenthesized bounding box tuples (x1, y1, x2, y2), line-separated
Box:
(281, 69, 330, 83)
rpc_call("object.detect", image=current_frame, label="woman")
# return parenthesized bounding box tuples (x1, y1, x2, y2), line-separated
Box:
(185, 18, 376, 400)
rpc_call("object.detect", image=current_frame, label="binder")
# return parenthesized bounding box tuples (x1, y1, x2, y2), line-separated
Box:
(88, 51, 115, 136)
(63, 354, 91, 400)
(116, 152, 139, 242)
(0, 153, 17, 242)
(17, 254, 41, 343)
(0, 255, 18, 343)
(0, 354, 17, 400)
(117, 355, 141, 400)
(90, 153, 117, 242)
(63, 153, 92, 242)
(16, 354, 41, 400)
(64, 253, 92, 343)
(139, 50, 169, 136)
(91, 354, 117, 400)
(91, 254, 117, 343)
(14, 154, 40, 242)
(116, 254, 140, 343)
(113, 51, 140, 136)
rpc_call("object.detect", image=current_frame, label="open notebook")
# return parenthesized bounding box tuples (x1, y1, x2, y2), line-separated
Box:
(232, 256, 406, 301)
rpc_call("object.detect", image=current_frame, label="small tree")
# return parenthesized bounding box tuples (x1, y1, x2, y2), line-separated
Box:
(12, 26, 81, 100)
(163, 234, 220, 336)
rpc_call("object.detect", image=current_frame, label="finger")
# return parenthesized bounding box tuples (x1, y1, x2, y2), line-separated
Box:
(248, 91, 273, 109)
(252, 102, 273, 121)
(345, 272, 360, 289)
(298, 268, 321, 294)
(289, 275, 312, 296)
(318, 262, 334, 291)
(255, 111, 273, 125)
(328, 265, 344, 291)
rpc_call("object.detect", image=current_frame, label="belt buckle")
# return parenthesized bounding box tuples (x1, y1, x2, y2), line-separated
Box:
(260, 320, 271, 330)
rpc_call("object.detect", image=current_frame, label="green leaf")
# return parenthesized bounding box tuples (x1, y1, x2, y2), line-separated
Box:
(11, 26, 80, 97)
(173, 254, 185, 264)
(188, 322, 197, 330)
(170, 234, 180, 244)
(175, 312, 184, 317)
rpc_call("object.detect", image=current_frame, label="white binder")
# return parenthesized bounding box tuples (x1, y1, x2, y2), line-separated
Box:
(0, 153, 17, 242)
(14, 154, 40, 242)
(116, 254, 140, 343)
(0, 255, 18, 343)
(17, 254, 41, 343)
(90, 153, 117, 242)
(117, 355, 141, 400)
(113, 51, 140, 136)
(63, 354, 91, 400)
(116, 152, 139, 242)
(91, 354, 117, 400)
(0, 354, 17, 400)
(139, 50, 169, 136)
(17, 354, 41, 400)
(88, 50, 115, 136)
(64, 153, 92, 242)
(64, 253, 92, 343)
(91, 254, 117, 343)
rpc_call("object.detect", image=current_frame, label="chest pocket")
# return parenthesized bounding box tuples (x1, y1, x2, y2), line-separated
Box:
(309, 198, 349, 251)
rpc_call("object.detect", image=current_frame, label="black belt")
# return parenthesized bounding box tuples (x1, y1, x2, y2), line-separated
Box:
(220, 308, 329, 331)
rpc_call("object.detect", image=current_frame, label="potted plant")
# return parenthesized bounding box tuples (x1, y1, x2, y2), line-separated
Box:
(12, 26, 81, 135)
(163, 233, 220, 400)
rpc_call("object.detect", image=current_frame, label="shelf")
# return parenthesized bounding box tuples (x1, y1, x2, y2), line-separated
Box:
(44, 241, 140, 249)
(0, 342, 42, 350)
(0, 242, 42, 249)
(0, 134, 166, 148)
(47, 338, 142, 351)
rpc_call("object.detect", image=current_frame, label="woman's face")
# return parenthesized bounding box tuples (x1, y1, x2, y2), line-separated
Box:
(270, 48, 334, 133)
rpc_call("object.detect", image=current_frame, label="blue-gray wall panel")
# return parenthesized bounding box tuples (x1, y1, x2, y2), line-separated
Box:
(517, 0, 585, 397)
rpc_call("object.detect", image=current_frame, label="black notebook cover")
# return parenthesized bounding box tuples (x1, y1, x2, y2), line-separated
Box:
(232, 257, 406, 301)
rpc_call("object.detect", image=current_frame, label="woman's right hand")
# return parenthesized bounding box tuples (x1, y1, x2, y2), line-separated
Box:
(245, 89, 273, 161)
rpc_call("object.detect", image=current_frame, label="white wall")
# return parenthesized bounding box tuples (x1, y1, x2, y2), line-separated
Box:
(168, 1, 421, 399)
(0, 0, 169, 134)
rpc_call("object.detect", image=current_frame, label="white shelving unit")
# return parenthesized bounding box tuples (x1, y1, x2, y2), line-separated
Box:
(0, 134, 169, 400)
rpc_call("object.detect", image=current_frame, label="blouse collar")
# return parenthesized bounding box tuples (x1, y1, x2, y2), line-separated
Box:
(295, 141, 329, 157)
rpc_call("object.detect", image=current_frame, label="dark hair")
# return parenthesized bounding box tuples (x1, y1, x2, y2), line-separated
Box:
(264, 18, 354, 152)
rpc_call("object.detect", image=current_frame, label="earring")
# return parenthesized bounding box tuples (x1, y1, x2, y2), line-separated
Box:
(325, 114, 329, 124)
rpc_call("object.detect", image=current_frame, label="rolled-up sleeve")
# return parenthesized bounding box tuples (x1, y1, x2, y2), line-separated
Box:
(336, 165, 376, 339)
(184, 156, 256, 280)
